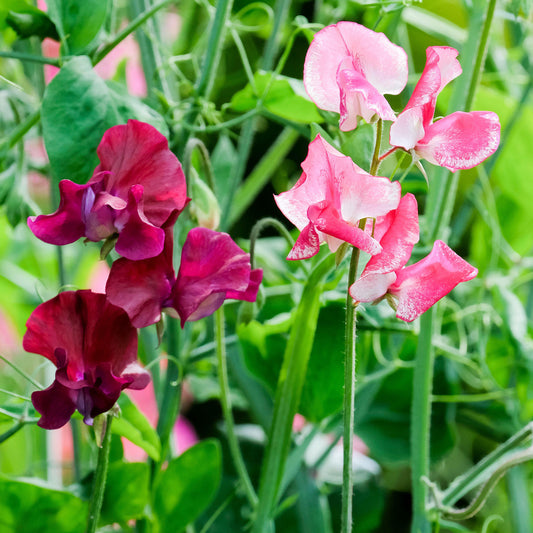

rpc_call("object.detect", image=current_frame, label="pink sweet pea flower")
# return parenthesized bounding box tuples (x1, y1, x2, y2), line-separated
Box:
(389, 46, 500, 172)
(106, 227, 263, 328)
(23, 290, 150, 430)
(304, 21, 408, 131)
(28, 120, 189, 260)
(274, 135, 401, 260)
(350, 196, 478, 322)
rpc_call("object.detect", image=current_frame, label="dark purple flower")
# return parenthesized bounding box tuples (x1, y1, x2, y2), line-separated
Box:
(106, 227, 263, 328)
(23, 290, 150, 429)
(28, 120, 189, 260)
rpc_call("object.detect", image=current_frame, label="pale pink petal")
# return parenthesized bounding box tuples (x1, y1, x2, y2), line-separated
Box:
(415, 111, 501, 172)
(349, 271, 397, 302)
(390, 240, 478, 322)
(286, 223, 322, 260)
(337, 67, 397, 130)
(303, 22, 407, 128)
(389, 107, 425, 151)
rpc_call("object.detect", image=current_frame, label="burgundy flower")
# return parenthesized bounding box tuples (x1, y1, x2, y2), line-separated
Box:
(106, 227, 263, 328)
(28, 120, 189, 260)
(23, 291, 150, 429)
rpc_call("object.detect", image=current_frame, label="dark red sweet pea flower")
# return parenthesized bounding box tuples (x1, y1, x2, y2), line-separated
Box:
(106, 227, 263, 328)
(172, 227, 263, 326)
(23, 291, 150, 430)
(28, 120, 189, 260)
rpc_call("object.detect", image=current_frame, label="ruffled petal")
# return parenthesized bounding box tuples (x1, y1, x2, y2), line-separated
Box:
(106, 228, 175, 328)
(338, 67, 397, 130)
(286, 222, 321, 260)
(350, 194, 419, 302)
(415, 111, 501, 172)
(32, 379, 77, 430)
(94, 119, 189, 227)
(27, 179, 88, 245)
(114, 184, 165, 260)
(390, 240, 478, 322)
(172, 228, 261, 325)
(303, 22, 408, 114)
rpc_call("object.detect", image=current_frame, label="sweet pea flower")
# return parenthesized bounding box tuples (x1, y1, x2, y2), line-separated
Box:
(389, 46, 500, 172)
(106, 227, 263, 328)
(23, 290, 150, 430)
(274, 135, 401, 260)
(350, 195, 478, 321)
(304, 21, 408, 131)
(28, 120, 189, 260)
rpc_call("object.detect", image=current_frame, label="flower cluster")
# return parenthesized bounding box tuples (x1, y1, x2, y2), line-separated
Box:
(277, 21, 496, 321)
(24, 120, 262, 429)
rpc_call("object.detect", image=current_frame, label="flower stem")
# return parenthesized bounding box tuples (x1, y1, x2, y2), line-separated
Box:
(369, 119, 383, 176)
(410, 306, 436, 533)
(155, 318, 182, 467)
(85, 414, 113, 533)
(341, 247, 361, 533)
(215, 307, 258, 506)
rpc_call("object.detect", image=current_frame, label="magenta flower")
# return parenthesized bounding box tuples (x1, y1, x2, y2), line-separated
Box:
(23, 291, 150, 430)
(28, 120, 189, 260)
(274, 135, 401, 260)
(350, 196, 478, 321)
(389, 46, 500, 171)
(304, 21, 408, 131)
(106, 227, 263, 328)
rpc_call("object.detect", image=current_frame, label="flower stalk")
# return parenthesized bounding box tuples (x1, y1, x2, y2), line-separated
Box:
(85, 414, 113, 533)
(215, 307, 258, 507)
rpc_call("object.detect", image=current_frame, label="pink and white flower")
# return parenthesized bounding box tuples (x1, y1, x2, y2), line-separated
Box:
(274, 135, 401, 260)
(304, 21, 408, 131)
(350, 194, 478, 321)
(389, 46, 500, 172)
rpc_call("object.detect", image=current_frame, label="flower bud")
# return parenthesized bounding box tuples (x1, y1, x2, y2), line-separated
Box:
(189, 168, 221, 230)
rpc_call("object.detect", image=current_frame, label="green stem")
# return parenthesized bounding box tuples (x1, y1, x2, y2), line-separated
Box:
(341, 248, 361, 533)
(425, 0, 497, 243)
(155, 318, 182, 468)
(249, 217, 295, 269)
(92, 0, 173, 66)
(215, 307, 258, 506)
(369, 119, 383, 176)
(0, 110, 40, 152)
(85, 415, 113, 533)
(410, 307, 436, 533)
(252, 254, 335, 533)
(0, 420, 26, 444)
(261, 0, 292, 71)
(195, 0, 234, 100)
(0, 51, 59, 66)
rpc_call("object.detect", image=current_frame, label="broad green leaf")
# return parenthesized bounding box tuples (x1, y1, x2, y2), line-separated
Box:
(41, 56, 167, 184)
(100, 462, 149, 525)
(154, 439, 222, 533)
(46, 0, 109, 53)
(0, 476, 86, 532)
(0, 0, 44, 30)
(112, 393, 161, 461)
(230, 71, 324, 124)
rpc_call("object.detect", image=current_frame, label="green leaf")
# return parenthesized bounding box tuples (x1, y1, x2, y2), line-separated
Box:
(0, 0, 44, 30)
(41, 56, 167, 184)
(0, 476, 87, 532)
(46, 0, 109, 53)
(6, 9, 58, 40)
(100, 462, 150, 525)
(230, 71, 324, 124)
(111, 393, 161, 461)
(154, 439, 222, 533)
